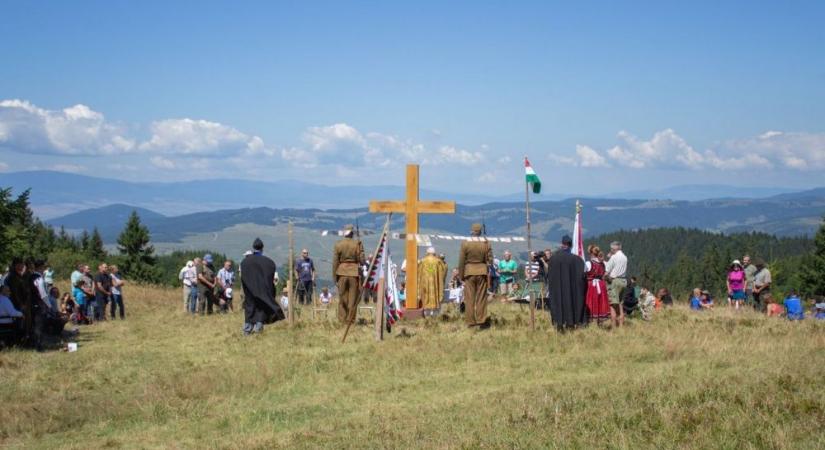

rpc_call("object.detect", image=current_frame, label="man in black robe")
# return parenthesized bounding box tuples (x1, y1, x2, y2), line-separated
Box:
(240, 238, 285, 335)
(547, 235, 586, 331)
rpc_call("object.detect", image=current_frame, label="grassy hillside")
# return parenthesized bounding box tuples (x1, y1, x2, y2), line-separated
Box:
(1, 284, 823, 448)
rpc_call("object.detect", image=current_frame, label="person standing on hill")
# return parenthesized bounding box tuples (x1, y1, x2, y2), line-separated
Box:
(197, 255, 217, 315)
(604, 241, 628, 328)
(295, 249, 316, 305)
(94, 263, 112, 322)
(547, 235, 586, 330)
(584, 245, 610, 323)
(333, 225, 365, 325)
(240, 238, 285, 335)
(110, 265, 125, 319)
(752, 258, 771, 312)
(498, 251, 517, 296)
(459, 223, 493, 328)
(727, 260, 746, 310)
(216, 260, 235, 313)
(742, 255, 757, 307)
(418, 247, 447, 316)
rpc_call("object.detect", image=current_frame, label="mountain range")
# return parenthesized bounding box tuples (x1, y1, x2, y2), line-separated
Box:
(0, 170, 807, 219)
(46, 188, 825, 245)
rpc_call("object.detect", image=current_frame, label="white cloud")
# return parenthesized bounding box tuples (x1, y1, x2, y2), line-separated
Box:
(565, 129, 825, 171)
(0, 161, 8, 172)
(0, 99, 135, 155)
(140, 118, 264, 156)
(149, 156, 176, 169)
(294, 123, 485, 168)
(575, 145, 610, 168)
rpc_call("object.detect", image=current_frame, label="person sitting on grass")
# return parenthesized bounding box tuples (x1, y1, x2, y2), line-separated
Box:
(637, 287, 655, 320)
(319, 287, 332, 305)
(814, 302, 825, 320)
(765, 293, 783, 317)
(0, 284, 24, 337)
(783, 289, 804, 321)
(690, 288, 703, 310)
(44, 287, 68, 335)
(700, 290, 714, 309)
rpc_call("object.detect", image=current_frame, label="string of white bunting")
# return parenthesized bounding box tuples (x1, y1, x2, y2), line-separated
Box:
(319, 230, 525, 244)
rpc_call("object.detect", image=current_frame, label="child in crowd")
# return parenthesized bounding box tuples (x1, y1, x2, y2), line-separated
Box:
(637, 287, 655, 320)
(700, 290, 714, 309)
(765, 294, 783, 317)
(690, 288, 703, 310)
(783, 289, 804, 321)
(727, 260, 747, 310)
(279, 289, 289, 312)
(319, 287, 332, 305)
(222, 288, 233, 312)
(814, 303, 825, 320)
(398, 282, 406, 309)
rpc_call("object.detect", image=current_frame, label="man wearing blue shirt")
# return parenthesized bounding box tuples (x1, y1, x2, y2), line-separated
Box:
(295, 249, 316, 305)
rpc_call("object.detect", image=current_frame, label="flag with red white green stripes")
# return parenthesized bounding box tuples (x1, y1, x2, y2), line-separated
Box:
(525, 157, 541, 194)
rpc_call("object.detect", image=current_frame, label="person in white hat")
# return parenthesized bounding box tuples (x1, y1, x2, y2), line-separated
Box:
(727, 259, 746, 310)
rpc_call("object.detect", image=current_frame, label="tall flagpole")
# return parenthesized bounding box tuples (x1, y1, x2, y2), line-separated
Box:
(525, 156, 532, 254)
(524, 156, 535, 332)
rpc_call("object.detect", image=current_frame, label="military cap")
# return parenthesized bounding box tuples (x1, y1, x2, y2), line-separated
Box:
(471, 223, 483, 234)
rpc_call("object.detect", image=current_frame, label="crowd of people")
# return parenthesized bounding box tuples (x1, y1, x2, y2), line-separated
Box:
(0, 258, 126, 350)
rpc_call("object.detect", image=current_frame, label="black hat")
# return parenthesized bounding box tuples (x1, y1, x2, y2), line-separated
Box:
(561, 235, 573, 246)
(252, 238, 264, 251)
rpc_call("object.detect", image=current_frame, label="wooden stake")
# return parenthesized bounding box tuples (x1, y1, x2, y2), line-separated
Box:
(288, 221, 295, 327)
(529, 292, 536, 331)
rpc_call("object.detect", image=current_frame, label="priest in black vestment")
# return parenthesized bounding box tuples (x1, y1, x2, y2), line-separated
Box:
(240, 238, 285, 335)
(547, 235, 587, 330)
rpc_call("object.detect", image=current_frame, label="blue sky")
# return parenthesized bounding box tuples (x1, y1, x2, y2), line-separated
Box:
(1, 0, 824, 195)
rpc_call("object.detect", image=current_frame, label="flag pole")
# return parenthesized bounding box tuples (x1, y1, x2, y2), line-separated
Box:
(525, 156, 535, 331)
(525, 157, 532, 254)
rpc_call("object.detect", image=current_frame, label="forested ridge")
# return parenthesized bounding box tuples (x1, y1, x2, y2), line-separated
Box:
(589, 227, 817, 299)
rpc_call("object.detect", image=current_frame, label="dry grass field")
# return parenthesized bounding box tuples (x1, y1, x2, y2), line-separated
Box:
(1, 283, 824, 449)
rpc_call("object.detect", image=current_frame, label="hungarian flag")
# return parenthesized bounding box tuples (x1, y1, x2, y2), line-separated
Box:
(525, 157, 541, 194)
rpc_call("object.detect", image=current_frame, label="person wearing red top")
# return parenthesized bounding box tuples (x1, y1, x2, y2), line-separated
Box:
(584, 245, 610, 323)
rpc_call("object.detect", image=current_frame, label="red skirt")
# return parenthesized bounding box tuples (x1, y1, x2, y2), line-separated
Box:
(586, 279, 610, 319)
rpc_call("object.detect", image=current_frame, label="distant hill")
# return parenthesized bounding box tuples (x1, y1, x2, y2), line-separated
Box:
(0, 170, 515, 219)
(46, 188, 825, 246)
(2, 170, 816, 219)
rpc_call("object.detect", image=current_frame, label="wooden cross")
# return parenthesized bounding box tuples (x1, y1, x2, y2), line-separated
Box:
(369, 164, 455, 311)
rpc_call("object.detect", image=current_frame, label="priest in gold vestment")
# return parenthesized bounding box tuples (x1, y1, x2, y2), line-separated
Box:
(418, 247, 447, 315)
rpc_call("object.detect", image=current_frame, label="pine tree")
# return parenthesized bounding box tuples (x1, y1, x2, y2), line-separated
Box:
(800, 217, 825, 297)
(89, 227, 107, 259)
(116, 211, 160, 283)
(80, 230, 90, 254)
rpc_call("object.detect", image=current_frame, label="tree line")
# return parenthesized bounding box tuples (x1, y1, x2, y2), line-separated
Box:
(589, 224, 824, 300)
(0, 188, 219, 285)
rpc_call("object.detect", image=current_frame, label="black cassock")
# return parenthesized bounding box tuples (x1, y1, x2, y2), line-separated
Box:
(547, 250, 586, 330)
(240, 253, 285, 325)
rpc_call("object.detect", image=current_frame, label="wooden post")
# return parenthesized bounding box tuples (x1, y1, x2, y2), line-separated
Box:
(288, 222, 295, 327)
(374, 276, 385, 341)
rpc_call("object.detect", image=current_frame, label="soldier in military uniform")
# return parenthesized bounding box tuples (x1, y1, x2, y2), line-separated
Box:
(333, 224, 366, 325)
(459, 223, 493, 328)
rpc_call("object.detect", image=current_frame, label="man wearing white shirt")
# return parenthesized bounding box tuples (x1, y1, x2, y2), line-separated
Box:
(604, 241, 628, 328)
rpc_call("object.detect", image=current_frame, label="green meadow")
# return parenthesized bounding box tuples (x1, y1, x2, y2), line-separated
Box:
(1, 284, 823, 449)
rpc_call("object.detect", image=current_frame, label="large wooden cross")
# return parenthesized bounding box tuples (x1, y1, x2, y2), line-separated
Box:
(369, 164, 455, 311)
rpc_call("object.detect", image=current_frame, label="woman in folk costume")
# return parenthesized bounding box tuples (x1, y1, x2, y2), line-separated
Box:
(584, 245, 610, 322)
